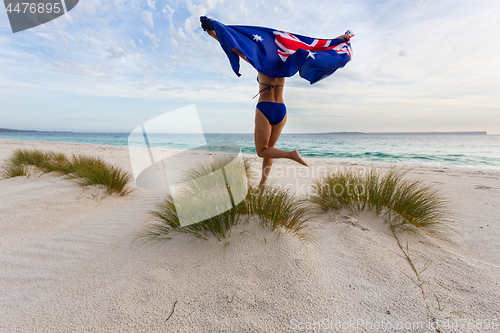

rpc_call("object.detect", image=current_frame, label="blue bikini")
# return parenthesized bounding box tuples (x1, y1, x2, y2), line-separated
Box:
(256, 102, 287, 125)
(253, 77, 287, 125)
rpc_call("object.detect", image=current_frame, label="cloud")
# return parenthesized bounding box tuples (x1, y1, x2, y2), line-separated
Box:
(239, 1, 248, 16)
(163, 4, 175, 29)
(50, 58, 114, 82)
(143, 28, 159, 47)
(106, 45, 127, 59)
(84, 95, 103, 105)
(183, 0, 225, 34)
(142, 11, 154, 28)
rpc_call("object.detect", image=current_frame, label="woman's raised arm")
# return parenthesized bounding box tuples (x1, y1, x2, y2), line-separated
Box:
(231, 47, 249, 64)
(205, 29, 250, 64)
(207, 29, 218, 41)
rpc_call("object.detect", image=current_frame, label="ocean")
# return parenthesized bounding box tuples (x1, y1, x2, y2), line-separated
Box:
(1, 132, 499, 170)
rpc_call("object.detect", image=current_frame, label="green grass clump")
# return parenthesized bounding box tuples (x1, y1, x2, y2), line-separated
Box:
(1, 149, 68, 177)
(141, 156, 311, 243)
(67, 155, 132, 196)
(309, 168, 367, 212)
(140, 195, 246, 241)
(1, 160, 27, 178)
(243, 185, 312, 243)
(140, 155, 252, 242)
(1, 148, 132, 196)
(310, 166, 450, 236)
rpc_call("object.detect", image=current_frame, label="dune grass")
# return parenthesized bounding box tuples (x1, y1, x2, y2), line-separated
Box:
(242, 184, 312, 243)
(1, 148, 132, 196)
(67, 155, 132, 195)
(141, 194, 246, 241)
(1, 161, 26, 178)
(1, 149, 68, 178)
(309, 166, 451, 238)
(140, 156, 311, 243)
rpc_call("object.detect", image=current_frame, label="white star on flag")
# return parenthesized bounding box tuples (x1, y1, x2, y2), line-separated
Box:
(307, 51, 316, 59)
(253, 34, 263, 42)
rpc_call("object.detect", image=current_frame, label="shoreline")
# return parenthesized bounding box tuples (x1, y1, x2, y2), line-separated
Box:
(2, 138, 500, 174)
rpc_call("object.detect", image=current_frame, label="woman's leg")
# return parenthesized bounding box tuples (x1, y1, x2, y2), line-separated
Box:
(254, 109, 308, 186)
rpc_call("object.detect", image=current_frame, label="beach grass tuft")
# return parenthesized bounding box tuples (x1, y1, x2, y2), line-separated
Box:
(309, 166, 450, 237)
(1, 149, 66, 178)
(140, 195, 246, 241)
(141, 156, 311, 243)
(1, 148, 132, 196)
(140, 155, 252, 242)
(1, 161, 27, 178)
(244, 184, 312, 243)
(67, 155, 132, 196)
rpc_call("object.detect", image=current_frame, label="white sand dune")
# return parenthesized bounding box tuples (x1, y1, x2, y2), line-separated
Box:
(0, 139, 499, 332)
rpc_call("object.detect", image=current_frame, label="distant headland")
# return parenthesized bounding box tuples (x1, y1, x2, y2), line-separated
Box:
(314, 131, 487, 135)
(0, 128, 73, 134)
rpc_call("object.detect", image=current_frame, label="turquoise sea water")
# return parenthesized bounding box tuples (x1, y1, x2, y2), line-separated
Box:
(1, 132, 499, 170)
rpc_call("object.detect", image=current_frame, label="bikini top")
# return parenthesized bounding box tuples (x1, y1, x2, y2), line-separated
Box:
(252, 76, 284, 99)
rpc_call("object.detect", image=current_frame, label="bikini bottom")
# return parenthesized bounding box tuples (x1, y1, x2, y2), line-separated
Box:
(256, 102, 286, 125)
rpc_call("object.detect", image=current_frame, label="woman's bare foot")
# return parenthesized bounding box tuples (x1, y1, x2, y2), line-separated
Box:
(290, 150, 309, 167)
(258, 182, 266, 193)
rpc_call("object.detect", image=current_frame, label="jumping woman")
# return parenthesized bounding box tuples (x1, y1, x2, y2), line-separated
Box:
(201, 17, 353, 189)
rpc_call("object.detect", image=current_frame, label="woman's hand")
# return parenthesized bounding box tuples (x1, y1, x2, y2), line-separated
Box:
(336, 34, 350, 41)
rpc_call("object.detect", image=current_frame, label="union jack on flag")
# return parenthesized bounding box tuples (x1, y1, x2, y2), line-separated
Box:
(201, 16, 354, 84)
(274, 30, 354, 62)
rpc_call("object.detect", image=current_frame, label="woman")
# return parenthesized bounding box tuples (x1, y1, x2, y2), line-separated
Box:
(205, 27, 350, 189)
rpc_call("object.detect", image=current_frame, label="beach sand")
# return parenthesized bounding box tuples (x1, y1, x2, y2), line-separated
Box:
(0, 138, 499, 332)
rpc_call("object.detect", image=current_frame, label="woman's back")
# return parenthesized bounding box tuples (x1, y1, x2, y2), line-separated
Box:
(257, 72, 285, 103)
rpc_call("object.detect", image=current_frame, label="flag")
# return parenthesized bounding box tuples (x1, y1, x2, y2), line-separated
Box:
(200, 16, 354, 84)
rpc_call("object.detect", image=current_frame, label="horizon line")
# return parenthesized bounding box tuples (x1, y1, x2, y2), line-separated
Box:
(0, 128, 491, 135)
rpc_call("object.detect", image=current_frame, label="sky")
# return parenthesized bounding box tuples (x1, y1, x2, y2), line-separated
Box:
(0, 0, 499, 134)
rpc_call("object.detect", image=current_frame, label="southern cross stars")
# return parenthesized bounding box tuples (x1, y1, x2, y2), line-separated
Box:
(307, 51, 316, 59)
(253, 34, 263, 42)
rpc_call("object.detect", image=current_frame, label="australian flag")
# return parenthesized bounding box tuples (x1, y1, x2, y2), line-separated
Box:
(200, 16, 354, 84)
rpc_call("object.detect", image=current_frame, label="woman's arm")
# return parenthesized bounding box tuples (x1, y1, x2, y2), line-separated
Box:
(206, 29, 250, 64)
(231, 47, 250, 64)
(207, 29, 218, 41)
